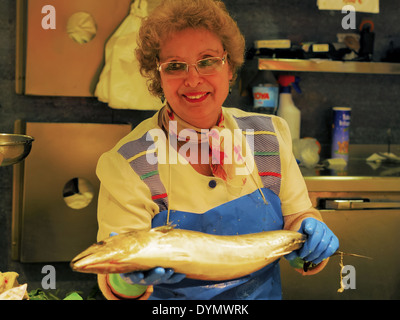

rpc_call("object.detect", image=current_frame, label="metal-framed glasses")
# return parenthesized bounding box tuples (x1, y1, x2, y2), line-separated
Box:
(158, 54, 227, 77)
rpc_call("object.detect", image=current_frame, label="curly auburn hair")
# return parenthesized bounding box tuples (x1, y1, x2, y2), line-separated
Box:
(135, 0, 245, 98)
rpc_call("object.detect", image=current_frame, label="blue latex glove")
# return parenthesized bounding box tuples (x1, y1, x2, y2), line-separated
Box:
(109, 232, 186, 286)
(285, 218, 339, 265)
(121, 267, 186, 286)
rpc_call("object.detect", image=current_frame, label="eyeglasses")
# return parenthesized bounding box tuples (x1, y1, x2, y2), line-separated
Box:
(158, 54, 227, 77)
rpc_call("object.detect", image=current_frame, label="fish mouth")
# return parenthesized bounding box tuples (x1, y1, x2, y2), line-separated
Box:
(70, 246, 110, 273)
(70, 253, 121, 274)
(70, 248, 135, 274)
(70, 251, 95, 272)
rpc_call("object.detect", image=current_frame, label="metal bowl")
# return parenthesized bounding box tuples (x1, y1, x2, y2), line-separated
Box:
(0, 133, 35, 167)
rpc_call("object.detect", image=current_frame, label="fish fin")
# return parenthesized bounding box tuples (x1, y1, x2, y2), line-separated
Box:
(172, 250, 191, 262)
(174, 251, 192, 261)
(153, 224, 176, 234)
(333, 251, 373, 260)
(265, 249, 294, 260)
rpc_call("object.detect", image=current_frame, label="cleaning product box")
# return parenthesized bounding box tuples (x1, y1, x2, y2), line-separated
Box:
(331, 107, 351, 161)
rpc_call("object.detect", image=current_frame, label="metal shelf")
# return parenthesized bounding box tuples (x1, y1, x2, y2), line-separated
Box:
(258, 58, 400, 75)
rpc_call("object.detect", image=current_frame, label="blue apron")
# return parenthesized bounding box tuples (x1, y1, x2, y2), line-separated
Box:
(117, 112, 284, 300)
(150, 187, 284, 300)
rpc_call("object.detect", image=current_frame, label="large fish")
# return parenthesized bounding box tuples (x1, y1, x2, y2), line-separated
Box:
(70, 226, 306, 281)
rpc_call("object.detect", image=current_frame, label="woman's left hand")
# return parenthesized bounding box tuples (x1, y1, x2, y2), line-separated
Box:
(286, 218, 339, 265)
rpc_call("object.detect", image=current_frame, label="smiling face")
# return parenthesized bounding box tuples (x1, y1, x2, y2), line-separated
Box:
(159, 28, 233, 128)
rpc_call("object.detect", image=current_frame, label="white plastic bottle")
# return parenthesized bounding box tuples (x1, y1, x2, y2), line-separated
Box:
(277, 75, 301, 140)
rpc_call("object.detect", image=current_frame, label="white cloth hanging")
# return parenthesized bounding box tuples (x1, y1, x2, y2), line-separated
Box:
(95, 0, 163, 110)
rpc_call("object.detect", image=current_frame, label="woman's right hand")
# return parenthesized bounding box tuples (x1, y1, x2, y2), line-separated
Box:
(121, 267, 186, 285)
(109, 233, 186, 286)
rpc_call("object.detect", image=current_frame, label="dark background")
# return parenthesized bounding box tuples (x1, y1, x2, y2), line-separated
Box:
(1, 0, 399, 298)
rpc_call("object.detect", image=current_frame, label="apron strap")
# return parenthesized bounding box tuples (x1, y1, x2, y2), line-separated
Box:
(234, 115, 281, 196)
(118, 133, 169, 212)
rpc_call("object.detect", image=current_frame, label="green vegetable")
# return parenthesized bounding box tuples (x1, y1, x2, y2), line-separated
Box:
(63, 292, 83, 300)
(288, 257, 305, 269)
(28, 289, 60, 300)
(28, 285, 101, 300)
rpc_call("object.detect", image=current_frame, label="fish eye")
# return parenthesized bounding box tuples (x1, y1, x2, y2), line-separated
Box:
(96, 240, 105, 246)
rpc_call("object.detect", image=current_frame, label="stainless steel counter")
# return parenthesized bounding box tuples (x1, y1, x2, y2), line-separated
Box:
(301, 144, 400, 193)
(281, 145, 400, 299)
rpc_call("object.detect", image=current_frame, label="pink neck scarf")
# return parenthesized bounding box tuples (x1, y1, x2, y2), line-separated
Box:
(161, 104, 248, 188)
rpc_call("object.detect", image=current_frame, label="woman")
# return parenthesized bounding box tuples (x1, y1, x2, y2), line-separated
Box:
(96, 0, 339, 300)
